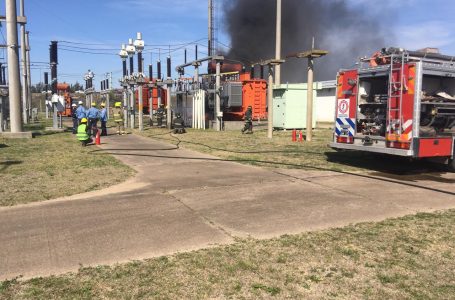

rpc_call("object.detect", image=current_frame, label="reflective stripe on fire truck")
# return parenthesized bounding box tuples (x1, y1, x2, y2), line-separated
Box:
(401, 119, 413, 141)
(335, 118, 355, 137)
(387, 119, 413, 141)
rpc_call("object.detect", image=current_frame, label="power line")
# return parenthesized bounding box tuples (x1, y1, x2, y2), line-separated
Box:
(58, 47, 118, 56)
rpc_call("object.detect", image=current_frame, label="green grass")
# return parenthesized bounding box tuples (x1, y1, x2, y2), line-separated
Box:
(138, 127, 437, 173)
(0, 121, 134, 206)
(2, 210, 454, 299)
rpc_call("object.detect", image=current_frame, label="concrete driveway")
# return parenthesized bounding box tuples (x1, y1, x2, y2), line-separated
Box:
(1, 133, 454, 280)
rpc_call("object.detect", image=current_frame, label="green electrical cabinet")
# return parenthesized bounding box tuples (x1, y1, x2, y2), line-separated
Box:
(273, 83, 319, 129)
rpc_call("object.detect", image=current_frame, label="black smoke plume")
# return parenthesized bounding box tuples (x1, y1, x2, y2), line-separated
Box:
(223, 0, 395, 82)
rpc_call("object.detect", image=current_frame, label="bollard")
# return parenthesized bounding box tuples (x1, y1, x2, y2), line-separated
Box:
(292, 129, 297, 142)
(299, 130, 303, 142)
(95, 129, 101, 145)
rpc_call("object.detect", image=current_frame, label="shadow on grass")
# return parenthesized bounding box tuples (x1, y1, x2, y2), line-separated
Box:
(0, 144, 8, 149)
(0, 160, 22, 172)
(32, 130, 71, 138)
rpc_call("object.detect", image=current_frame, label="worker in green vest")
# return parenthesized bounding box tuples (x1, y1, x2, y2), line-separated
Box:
(113, 102, 125, 135)
(77, 118, 93, 146)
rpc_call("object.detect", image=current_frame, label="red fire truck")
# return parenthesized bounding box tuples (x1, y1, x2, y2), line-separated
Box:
(330, 47, 455, 171)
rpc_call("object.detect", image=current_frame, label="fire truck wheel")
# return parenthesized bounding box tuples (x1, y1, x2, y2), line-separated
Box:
(448, 158, 455, 172)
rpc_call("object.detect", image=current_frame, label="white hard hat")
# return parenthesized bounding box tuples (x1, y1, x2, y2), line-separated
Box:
(71, 103, 77, 107)
(78, 100, 83, 105)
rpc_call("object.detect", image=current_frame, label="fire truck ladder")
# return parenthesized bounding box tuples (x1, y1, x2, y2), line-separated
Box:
(387, 52, 407, 136)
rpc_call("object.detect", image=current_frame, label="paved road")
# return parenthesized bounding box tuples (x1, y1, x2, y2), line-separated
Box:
(1, 133, 454, 280)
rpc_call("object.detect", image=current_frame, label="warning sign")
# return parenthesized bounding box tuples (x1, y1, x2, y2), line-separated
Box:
(337, 98, 350, 118)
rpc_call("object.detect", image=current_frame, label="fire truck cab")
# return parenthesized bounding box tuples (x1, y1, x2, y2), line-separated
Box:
(330, 47, 455, 171)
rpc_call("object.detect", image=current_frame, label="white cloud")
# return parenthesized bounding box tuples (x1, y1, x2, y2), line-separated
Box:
(395, 21, 455, 52)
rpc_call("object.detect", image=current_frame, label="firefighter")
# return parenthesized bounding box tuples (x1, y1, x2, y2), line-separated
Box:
(113, 102, 125, 135)
(241, 106, 253, 134)
(86, 102, 99, 137)
(172, 113, 186, 134)
(77, 118, 92, 147)
(156, 104, 165, 128)
(75, 100, 86, 125)
(99, 102, 108, 136)
(71, 103, 78, 134)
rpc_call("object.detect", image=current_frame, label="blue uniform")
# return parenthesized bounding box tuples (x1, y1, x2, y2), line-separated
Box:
(76, 106, 86, 120)
(86, 107, 99, 119)
(100, 108, 108, 136)
(99, 108, 107, 122)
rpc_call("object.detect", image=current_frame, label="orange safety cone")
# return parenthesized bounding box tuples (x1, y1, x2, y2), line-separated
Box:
(292, 129, 297, 142)
(95, 129, 101, 145)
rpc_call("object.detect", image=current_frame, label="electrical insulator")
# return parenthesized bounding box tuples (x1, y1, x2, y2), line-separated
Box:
(157, 60, 161, 80)
(50, 41, 58, 64)
(167, 56, 171, 79)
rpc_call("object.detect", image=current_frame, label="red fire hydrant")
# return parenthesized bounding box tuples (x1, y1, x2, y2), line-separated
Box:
(95, 129, 101, 145)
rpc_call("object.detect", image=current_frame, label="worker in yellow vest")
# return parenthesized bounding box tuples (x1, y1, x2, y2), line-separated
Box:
(77, 118, 93, 146)
(113, 102, 125, 135)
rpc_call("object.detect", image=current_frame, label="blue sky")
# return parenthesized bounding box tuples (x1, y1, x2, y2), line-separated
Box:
(1, 0, 455, 87)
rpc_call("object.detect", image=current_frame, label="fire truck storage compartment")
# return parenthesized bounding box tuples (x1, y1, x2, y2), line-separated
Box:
(414, 137, 453, 157)
(420, 74, 455, 136)
(357, 76, 388, 137)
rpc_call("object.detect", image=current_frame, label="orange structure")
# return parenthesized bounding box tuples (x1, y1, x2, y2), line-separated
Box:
(223, 72, 268, 121)
(57, 83, 73, 117)
(135, 80, 167, 114)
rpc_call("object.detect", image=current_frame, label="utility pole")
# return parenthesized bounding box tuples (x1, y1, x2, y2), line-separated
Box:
(134, 32, 145, 131)
(107, 72, 112, 118)
(44, 72, 49, 118)
(50, 41, 59, 129)
(275, 0, 282, 86)
(0, 64, 6, 132)
(215, 59, 221, 131)
(166, 56, 172, 129)
(126, 38, 136, 129)
(258, 59, 284, 139)
(119, 44, 129, 129)
(287, 48, 328, 141)
(6, 0, 23, 133)
(157, 59, 162, 107)
(25, 31, 31, 122)
(19, 0, 28, 124)
(208, 0, 214, 57)
(267, 66, 274, 138)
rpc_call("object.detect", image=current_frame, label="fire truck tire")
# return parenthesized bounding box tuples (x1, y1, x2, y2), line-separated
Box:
(448, 158, 455, 172)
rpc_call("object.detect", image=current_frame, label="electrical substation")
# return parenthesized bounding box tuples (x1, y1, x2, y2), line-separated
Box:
(0, 0, 454, 170)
